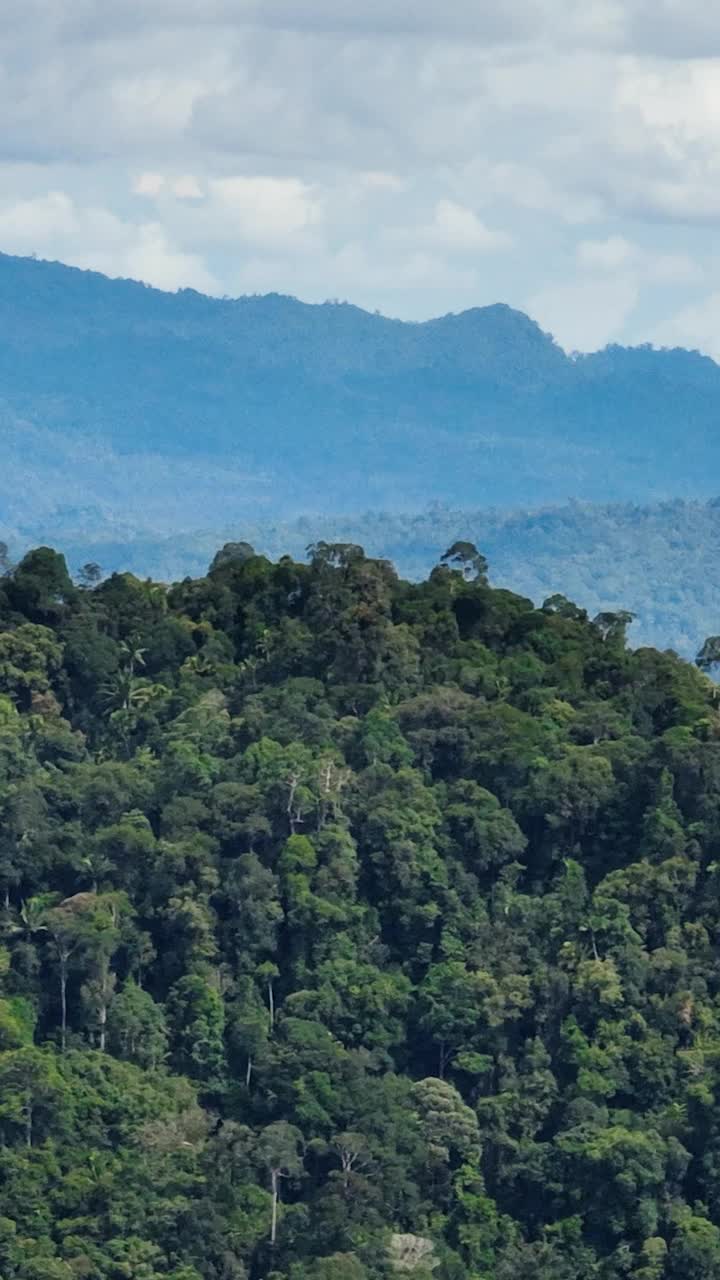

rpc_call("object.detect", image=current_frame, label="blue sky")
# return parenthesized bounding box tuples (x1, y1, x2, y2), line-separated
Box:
(2, 0, 720, 354)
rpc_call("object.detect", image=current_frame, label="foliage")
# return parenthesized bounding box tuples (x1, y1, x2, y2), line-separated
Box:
(17, 498, 720, 660)
(0, 539, 719, 1277)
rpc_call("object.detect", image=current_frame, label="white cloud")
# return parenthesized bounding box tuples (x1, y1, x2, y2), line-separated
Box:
(206, 175, 323, 246)
(646, 252, 702, 286)
(173, 174, 203, 198)
(577, 235, 635, 272)
(527, 276, 639, 350)
(425, 200, 513, 253)
(651, 293, 720, 360)
(122, 224, 219, 292)
(0, 1, 718, 347)
(134, 171, 166, 196)
(577, 236, 701, 286)
(467, 161, 602, 225)
(0, 190, 219, 293)
(359, 170, 405, 191)
(134, 172, 204, 200)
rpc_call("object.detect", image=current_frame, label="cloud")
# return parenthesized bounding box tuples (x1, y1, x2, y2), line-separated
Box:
(134, 172, 205, 200)
(206, 175, 323, 245)
(623, 2, 720, 58)
(0, 190, 219, 293)
(577, 236, 701, 284)
(528, 277, 640, 351)
(0, 1, 718, 349)
(0, 0, 623, 45)
(173, 174, 203, 198)
(420, 200, 513, 253)
(577, 235, 635, 272)
(358, 171, 406, 191)
(134, 172, 166, 196)
(651, 294, 720, 361)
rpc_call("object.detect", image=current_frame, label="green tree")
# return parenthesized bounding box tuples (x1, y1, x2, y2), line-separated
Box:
(256, 1121, 304, 1247)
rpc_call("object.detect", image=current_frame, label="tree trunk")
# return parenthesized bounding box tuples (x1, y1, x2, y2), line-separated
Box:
(60, 957, 68, 1053)
(246, 1056, 253, 1088)
(24, 1096, 32, 1149)
(270, 1169, 279, 1246)
(268, 980, 275, 1031)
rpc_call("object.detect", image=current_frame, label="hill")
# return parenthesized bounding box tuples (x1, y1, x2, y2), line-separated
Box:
(2, 252, 720, 534)
(11, 498, 720, 658)
(1, 541, 720, 1278)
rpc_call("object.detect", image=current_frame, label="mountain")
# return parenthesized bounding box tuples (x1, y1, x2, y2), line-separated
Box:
(5, 252, 720, 655)
(2, 251, 720, 542)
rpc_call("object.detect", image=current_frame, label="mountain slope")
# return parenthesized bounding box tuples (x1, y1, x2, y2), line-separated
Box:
(2, 252, 720, 527)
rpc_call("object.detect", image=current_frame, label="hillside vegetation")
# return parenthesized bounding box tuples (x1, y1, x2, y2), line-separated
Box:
(16, 498, 720, 657)
(1, 541, 720, 1277)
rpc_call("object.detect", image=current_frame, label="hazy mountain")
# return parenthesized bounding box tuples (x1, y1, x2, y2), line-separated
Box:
(2, 250, 720, 537)
(4, 252, 720, 656)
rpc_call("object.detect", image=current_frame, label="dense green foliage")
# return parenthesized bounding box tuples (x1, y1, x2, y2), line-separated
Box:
(2, 540, 720, 1278)
(21, 497, 720, 658)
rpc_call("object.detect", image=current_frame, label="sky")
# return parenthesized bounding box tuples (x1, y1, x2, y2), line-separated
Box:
(2, 0, 720, 354)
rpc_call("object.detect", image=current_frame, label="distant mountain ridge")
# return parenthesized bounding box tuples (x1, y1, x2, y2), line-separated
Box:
(1, 251, 720, 530)
(3, 252, 720, 656)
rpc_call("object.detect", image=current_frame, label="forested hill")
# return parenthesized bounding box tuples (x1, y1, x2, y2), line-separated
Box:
(45, 497, 720, 658)
(3, 251, 720, 530)
(4, 540, 720, 1278)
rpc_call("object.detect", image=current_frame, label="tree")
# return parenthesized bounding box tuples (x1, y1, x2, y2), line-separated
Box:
(210, 542, 256, 572)
(668, 1209, 720, 1279)
(440, 541, 488, 583)
(412, 1077, 480, 1169)
(258, 960, 280, 1032)
(227, 977, 270, 1088)
(42, 892, 127, 1051)
(418, 962, 496, 1077)
(0, 624, 63, 706)
(0, 1046, 68, 1147)
(387, 1233, 439, 1274)
(167, 973, 226, 1085)
(78, 894, 128, 1051)
(43, 898, 86, 1052)
(256, 1121, 304, 1246)
(331, 1132, 370, 1192)
(77, 562, 103, 589)
(4, 547, 76, 623)
(696, 635, 720, 673)
(542, 594, 588, 622)
(107, 978, 168, 1068)
(593, 610, 635, 643)
(294, 1255, 368, 1280)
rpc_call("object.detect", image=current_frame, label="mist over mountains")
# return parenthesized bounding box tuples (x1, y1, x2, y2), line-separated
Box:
(3, 251, 720, 654)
